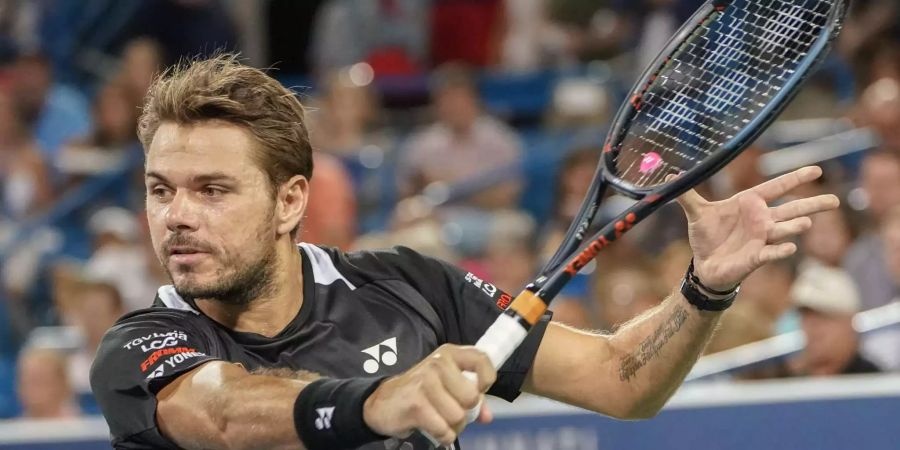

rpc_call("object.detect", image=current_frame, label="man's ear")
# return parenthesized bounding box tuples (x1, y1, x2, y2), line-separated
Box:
(275, 175, 309, 237)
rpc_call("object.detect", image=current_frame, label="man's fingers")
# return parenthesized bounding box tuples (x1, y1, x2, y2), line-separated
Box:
(416, 403, 457, 446)
(441, 346, 496, 392)
(750, 166, 822, 201)
(477, 400, 493, 424)
(423, 380, 468, 434)
(771, 194, 840, 221)
(758, 242, 798, 265)
(433, 352, 482, 410)
(767, 217, 812, 242)
(675, 188, 708, 220)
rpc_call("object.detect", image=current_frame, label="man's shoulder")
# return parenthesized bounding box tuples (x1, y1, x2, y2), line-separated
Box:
(301, 243, 453, 289)
(314, 244, 436, 276)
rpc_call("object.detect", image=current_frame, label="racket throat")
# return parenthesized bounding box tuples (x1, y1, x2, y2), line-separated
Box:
(505, 290, 549, 328)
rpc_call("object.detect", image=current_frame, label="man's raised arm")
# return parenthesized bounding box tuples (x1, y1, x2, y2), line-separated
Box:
(523, 166, 839, 418)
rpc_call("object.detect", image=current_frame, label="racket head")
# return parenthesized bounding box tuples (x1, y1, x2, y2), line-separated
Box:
(600, 0, 848, 199)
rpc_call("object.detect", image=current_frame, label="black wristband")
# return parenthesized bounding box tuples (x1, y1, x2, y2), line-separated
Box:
(686, 259, 737, 296)
(681, 259, 739, 312)
(293, 377, 387, 450)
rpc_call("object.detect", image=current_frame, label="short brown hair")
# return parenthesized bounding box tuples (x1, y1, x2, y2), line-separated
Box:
(138, 53, 313, 191)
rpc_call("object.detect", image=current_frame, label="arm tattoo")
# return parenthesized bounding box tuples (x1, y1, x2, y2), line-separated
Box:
(618, 305, 690, 382)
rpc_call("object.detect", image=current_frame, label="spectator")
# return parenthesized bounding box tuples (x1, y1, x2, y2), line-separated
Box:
(802, 206, 856, 268)
(116, 38, 164, 111)
(856, 77, 900, 154)
(788, 264, 881, 376)
(10, 51, 90, 161)
(56, 81, 139, 180)
(738, 257, 798, 335)
(844, 151, 900, 311)
(867, 205, 900, 370)
(713, 146, 766, 198)
(80, 207, 158, 313)
(310, 0, 428, 77)
(310, 71, 383, 159)
(300, 152, 358, 250)
(839, 0, 899, 63)
(0, 89, 53, 218)
(615, 0, 706, 72)
(595, 265, 665, 330)
(396, 64, 523, 210)
(308, 71, 393, 224)
(0, 87, 58, 340)
(506, 0, 633, 69)
(67, 280, 124, 401)
(16, 347, 79, 418)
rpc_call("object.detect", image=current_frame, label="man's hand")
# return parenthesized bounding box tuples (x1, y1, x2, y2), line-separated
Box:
(677, 166, 840, 291)
(363, 345, 496, 446)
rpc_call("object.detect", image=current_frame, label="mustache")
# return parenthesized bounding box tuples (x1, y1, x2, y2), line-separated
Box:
(163, 234, 214, 255)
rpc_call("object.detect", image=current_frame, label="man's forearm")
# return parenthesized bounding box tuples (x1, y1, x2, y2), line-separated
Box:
(157, 363, 310, 450)
(217, 374, 309, 450)
(605, 291, 721, 417)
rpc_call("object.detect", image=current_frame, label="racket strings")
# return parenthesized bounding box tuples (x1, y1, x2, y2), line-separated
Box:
(614, 0, 833, 189)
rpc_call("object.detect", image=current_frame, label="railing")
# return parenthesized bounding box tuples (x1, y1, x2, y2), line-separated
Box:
(687, 301, 900, 382)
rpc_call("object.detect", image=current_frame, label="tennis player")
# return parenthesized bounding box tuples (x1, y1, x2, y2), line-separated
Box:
(90, 55, 838, 450)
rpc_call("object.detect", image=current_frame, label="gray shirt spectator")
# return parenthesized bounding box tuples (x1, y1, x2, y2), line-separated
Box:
(397, 64, 522, 211)
(311, 0, 428, 75)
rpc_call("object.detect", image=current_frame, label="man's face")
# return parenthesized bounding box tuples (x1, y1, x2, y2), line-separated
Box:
(861, 155, 900, 222)
(799, 309, 856, 375)
(145, 121, 279, 304)
(435, 86, 480, 133)
(17, 352, 68, 418)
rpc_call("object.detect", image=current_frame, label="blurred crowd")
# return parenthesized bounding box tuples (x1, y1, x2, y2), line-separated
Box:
(0, 0, 899, 420)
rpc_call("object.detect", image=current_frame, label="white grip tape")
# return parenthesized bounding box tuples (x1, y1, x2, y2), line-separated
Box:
(423, 314, 530, 446)
(464, 314, 529, 422)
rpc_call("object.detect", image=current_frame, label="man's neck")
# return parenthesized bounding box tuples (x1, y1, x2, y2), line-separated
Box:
(195, 241, 304, 337)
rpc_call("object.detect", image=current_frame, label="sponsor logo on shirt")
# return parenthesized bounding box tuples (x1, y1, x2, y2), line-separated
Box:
(140, 347, 197, 372)
(496, 292, 513, 310)
(361, 337, 398, 374)
(146, 365, 165, 380)
(465, 272, 513, 310)
(464, 272, 498, 298)
(162, 351, 206, 369)
(123, 331, 189, 352)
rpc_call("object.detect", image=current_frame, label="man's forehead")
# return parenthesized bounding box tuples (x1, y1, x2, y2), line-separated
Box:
(145, 121, 261, 179)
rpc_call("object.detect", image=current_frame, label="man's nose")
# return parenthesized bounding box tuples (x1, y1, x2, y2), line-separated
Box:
(164, 190, 201, 233)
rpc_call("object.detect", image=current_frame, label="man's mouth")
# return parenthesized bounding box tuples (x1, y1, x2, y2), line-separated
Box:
(167, 246, 210, 264)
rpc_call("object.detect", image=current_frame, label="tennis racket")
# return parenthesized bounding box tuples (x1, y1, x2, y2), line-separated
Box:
(424, 0, 850, 441)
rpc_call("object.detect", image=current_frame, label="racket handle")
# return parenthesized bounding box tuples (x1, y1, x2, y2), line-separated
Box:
(422, 313, 529, 446)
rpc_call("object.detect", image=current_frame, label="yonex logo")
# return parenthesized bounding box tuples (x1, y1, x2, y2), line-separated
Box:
(361, 337, 398, 374)
(314, 407, 335, 430)
(145, 365, 165, 380)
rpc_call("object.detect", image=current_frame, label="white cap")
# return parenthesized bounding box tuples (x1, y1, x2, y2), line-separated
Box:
(790, 263, 860, 316)
(87, 207, 138, 242)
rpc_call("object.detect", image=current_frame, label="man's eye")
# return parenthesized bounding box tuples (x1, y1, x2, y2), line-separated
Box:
(150, 186, 172, 199)
(202, 186, 226, 197)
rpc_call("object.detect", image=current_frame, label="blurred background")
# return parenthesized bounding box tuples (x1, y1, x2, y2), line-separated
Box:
(0, 0, 898, 448)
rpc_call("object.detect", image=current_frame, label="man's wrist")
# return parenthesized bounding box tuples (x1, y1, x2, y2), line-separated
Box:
(681, 259, 739, 312)
(293, 377, 388, 450)
(688, 259, 739, 294)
